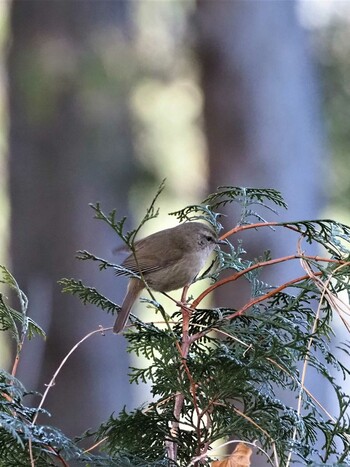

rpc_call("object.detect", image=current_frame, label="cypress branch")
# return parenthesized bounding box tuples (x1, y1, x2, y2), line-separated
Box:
(2, 186, 350, 466)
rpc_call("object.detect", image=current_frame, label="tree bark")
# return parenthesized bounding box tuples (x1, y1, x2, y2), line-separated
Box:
(196, 0, 325, 303)
(196, 1, 326, 464)
(8, 0, 137, 437)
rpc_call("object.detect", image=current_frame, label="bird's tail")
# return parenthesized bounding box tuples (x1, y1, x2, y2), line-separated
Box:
(113, 278, 144, 334)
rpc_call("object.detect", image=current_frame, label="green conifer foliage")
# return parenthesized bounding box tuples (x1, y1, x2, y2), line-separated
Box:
(1, 186, 350, 466)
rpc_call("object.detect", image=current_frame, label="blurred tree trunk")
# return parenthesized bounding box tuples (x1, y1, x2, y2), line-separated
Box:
(8, 0, 137, 437)
(196, 0, 325, 302)
(196, 1, 326, 464)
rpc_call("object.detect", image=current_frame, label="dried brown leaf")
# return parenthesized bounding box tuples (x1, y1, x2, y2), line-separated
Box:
(211, 442, 252, 467)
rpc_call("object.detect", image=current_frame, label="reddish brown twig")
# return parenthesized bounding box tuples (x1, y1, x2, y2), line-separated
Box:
(32, 326, 109, 426)
(167, 286, 205, 464)
(226, 273, 321, 320)
(220, 221, 302, 240)
(192, 254, 346, 309)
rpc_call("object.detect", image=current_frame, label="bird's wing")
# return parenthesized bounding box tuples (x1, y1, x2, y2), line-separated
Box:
(122, 235, 185, 274)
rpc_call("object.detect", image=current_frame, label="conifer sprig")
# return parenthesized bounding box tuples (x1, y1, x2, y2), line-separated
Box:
(2, 185, 350, 466)
(80, 186, 350, 465)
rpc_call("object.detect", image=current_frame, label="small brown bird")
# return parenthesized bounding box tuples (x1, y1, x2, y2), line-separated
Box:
(113, 221, 222, 333)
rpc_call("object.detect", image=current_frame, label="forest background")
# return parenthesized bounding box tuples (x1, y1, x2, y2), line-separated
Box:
(0, 2, 350, 466)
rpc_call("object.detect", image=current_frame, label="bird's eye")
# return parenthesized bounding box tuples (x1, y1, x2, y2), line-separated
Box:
(206, 235, 214, 242)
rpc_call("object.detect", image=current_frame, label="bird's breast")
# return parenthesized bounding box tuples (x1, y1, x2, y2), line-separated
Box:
(144, 251, 208, 292)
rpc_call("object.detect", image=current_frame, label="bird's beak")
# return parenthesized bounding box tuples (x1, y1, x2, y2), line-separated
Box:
(216, 238, 227, 245)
